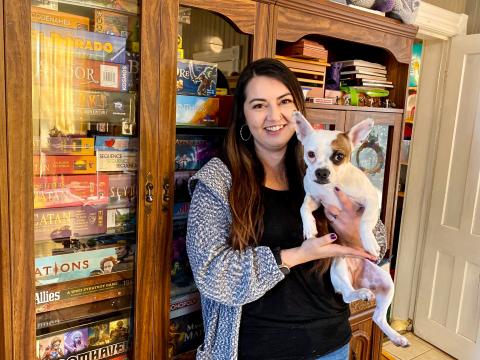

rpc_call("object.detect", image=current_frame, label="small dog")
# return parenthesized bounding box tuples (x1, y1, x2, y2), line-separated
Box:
(293, 111, 409, 347)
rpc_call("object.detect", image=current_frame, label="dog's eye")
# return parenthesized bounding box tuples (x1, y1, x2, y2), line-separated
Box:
(307, 151, 315, 159)
(333, 152, 345, 162)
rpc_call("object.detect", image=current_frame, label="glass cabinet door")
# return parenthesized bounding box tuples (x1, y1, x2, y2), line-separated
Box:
(169, 5, 252, 359)
(31, 1, 140, 359)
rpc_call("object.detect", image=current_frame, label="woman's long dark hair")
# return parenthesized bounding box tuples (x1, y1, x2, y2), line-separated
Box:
(223, 58, 331, 274)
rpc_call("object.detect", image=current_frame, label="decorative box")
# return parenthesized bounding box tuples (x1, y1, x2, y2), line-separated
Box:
(278, 39, 328, 61)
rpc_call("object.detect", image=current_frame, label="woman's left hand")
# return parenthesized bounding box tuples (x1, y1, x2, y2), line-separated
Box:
(323, 187, 364, 248)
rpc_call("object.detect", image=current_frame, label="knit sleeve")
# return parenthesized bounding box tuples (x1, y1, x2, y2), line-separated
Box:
(186, 182, 284, 307)
(374, 219, 388, 264)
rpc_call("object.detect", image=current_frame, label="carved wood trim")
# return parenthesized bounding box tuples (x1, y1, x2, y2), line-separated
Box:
(4, 0, 35, 358)
(253, 2, 278, 59)
(180, 0, 256, 35)
(275, 0, 417, 64)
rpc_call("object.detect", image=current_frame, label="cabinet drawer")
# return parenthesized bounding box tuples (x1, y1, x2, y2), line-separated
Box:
(346, 111, 402, 127)
(306, 108, 346, 130)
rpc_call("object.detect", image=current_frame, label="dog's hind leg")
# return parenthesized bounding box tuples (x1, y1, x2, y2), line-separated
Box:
(362, 262, 410, 347)
(331, 257, 375, 303)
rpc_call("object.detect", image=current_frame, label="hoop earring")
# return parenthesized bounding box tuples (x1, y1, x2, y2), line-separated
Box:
(239, 124, 251, 142)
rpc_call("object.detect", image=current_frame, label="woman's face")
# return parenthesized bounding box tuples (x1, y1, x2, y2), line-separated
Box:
(243, 76, 297, 154)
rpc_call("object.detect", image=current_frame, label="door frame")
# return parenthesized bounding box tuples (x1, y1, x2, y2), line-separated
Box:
(391, 4, 468, 324)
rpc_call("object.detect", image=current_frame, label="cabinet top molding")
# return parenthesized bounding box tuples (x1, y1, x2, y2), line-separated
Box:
(414, 1, 468, 40)
(274, 0, 417, 63)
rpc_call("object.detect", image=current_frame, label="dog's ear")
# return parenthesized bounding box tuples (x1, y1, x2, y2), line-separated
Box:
(293, 111, 314, 142)
(347, 118, 374, 147)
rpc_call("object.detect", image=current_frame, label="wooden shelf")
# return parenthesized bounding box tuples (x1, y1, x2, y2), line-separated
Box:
(306, 103, 404, 113)
(400, 161, 409, 166)
(398, 192, 405, 197)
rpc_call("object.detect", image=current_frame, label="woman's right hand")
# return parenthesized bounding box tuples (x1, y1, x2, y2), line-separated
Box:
(281, 233, 377, 268)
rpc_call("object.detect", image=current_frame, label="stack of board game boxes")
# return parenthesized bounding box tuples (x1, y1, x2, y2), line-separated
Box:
(171, 51, 222, 358)
(32, 1, 140, 359)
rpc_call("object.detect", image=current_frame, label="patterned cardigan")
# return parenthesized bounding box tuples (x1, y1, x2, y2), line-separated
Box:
(186, 157, 387, 360)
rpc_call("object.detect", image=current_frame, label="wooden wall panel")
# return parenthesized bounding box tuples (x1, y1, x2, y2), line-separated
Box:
(3, 0, 36, 358)
(182, 7, 251, 71)
(0, 0, 13, 358)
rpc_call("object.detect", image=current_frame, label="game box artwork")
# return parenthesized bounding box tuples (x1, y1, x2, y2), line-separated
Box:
(34, 205, 107, 241)
(33, 174, 109, 209)
(35, 244, 135, 285)
(95, 136, 138, 152)
(34, 156, 97, 176)
(174, 171, 196, 203)
(31, 22, 127, 64)
(173, 202, 190, 220)
(35, 277, 134, 313)
(36, 316, 130, 360)
(107, 207, 136, 231)
(176, 95, 219, 126)
(171, 220, 196, 298)
(175, 135, 221, 171)
(169, 292, 204, 358)
(176, 59, 217, 97)
(94, 9, 129, 38)
(107, 173, 137, 209)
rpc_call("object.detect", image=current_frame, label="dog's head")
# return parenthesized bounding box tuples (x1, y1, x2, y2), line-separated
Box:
(293, 111, 374, 186)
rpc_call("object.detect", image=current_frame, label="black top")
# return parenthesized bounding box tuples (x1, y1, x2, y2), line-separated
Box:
(238, 187, 351, 360)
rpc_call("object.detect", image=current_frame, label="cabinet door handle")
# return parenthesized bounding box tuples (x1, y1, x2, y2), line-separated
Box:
(161, 177, 171, 212)
(145, 182, 154, 203)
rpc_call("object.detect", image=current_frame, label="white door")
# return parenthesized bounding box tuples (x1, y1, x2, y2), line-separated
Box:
(414, 34, 480, 360)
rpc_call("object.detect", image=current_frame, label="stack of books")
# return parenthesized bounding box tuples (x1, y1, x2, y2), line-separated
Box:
(336, 60, 393, 89)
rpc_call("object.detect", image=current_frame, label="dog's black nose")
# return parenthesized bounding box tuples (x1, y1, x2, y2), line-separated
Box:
(315, 168, 330, 183)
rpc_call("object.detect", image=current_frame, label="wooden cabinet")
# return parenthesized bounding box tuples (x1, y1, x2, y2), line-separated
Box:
(0, 1, 416, 359)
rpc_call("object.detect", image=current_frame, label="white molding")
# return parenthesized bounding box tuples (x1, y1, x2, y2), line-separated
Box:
(414, 1, 468, 40)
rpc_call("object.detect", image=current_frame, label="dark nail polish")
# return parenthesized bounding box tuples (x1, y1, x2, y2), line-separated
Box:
(334, 186, 340, 192)
(330, 233, 337, 240)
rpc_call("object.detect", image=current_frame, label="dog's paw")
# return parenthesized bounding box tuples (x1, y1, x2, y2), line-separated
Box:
(303, 220, 318, 239)
(391, 334, 410, 348)
(344, 288, 375, 303)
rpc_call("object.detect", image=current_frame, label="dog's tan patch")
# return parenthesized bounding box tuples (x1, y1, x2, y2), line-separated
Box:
(331, 133, 351, 165)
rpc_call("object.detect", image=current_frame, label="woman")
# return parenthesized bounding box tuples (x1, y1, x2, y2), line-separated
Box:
(186, 58, 386, 360)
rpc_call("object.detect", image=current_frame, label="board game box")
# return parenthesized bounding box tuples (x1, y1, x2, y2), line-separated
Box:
(174, 171, 195, 203)
(33, 90, 136, 137)
(34, 205, 107, 241)
(175, 135, 221, 171)
(31, 6, 90, 30)
(31, 22, 127, 64)
(169, 292, 204, 358)
(177, 59, 217, 97)
(96, 151, 138, 172)
(34, 155, 97, 176)
(176, 95, 219, 126)
(36, 315, 130, 359)
(94, 9, 129, 38)
(171, 219, 196, 298)
(107, 173, 137, 209)
(107, 207, 136, 231)
(95, 136, 138, 152)
(35, 276, 134, 313)
(34, 174, 109, 209)
(33, 136, 94, 156)
(173, 202, 190, 220)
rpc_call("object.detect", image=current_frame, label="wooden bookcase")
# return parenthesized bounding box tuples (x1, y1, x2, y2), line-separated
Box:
(0, 0, 416, 359)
